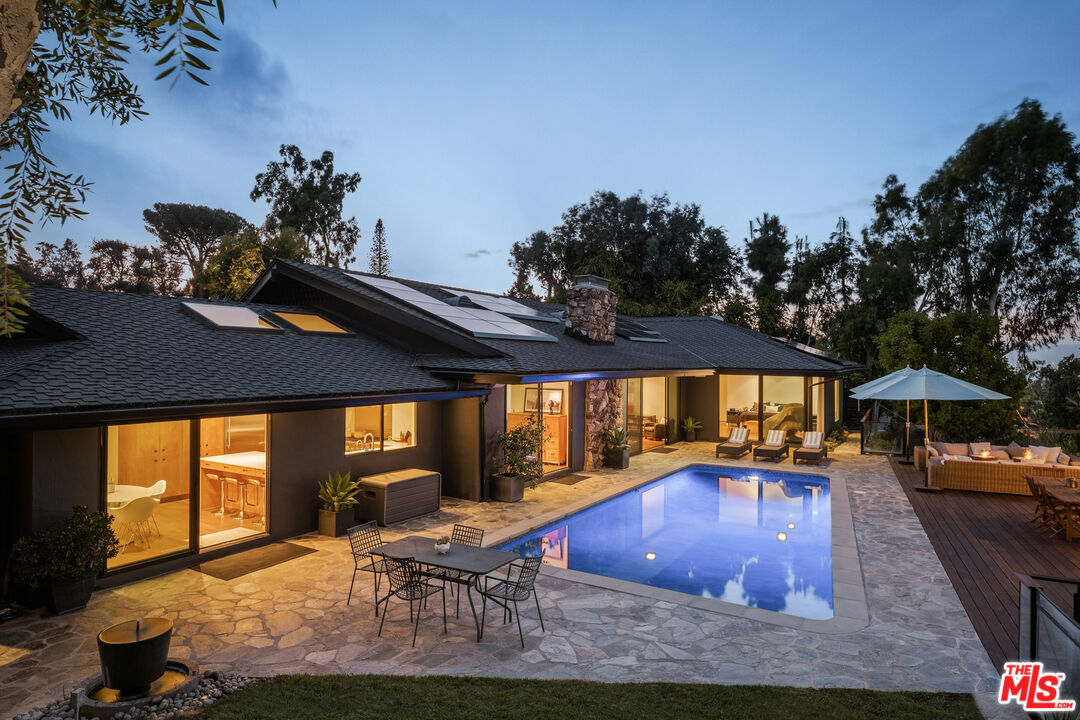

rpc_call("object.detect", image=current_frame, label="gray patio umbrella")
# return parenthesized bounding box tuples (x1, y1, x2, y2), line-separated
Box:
(853, 366, 1011, 484)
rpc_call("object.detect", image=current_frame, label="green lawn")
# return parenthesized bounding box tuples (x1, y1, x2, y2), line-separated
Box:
(196, 674, 984, 720)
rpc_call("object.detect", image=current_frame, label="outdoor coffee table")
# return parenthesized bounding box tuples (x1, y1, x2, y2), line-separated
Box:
(371, 535, 518, 641)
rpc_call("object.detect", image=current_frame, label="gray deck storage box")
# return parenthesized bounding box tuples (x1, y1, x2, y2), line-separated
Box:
(356, 468, 441, 525)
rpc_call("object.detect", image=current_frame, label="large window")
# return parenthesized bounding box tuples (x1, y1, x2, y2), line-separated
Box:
(199, 414, 268, 550)
(106, 420, 191, 570)
(720, 374, 760, 440)
(345, 402, 417, 454)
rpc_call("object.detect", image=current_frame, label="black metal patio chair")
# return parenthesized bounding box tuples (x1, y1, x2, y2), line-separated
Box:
(347, 522, 389, 616)
(437, 524, 485, 616)
(478, 555, 545, 648)
(377, 555, 447, 647)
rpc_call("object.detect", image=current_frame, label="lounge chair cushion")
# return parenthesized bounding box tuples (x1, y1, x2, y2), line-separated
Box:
(1006, 441, 1027, 459)
(764, 430, 786, 447)
(727, 427, 749, 444)
(802, 431, 824, 450)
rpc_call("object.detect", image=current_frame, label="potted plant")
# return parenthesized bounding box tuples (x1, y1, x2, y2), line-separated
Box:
(682, 416, 703, 442)
(317, 471, 360, 537)
(492, 415, 543, 502)
(602, 427, 630, 469)
(10, 505, 119, 615)
(435, 535, 451, 554)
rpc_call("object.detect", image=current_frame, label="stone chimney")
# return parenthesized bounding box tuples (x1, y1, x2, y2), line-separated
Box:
(564, 275, 616, 344)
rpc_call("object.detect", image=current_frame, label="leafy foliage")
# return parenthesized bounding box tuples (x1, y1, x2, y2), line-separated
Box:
(317, 471, 359, 512)
(507, 191, 749, 318)
(876, 310, 1024, 442)
(201, 227, 309, 300)
(83, 238, 184, 294)
(250, 145, 363, 267)
(681, 416, 703, 432)
(745, 212, 790, 335)
(17, 238, 85, 288)
(1028, 355, 1080, 431)
(496, 415, 543, 488)
(601, 427, 629, 450)
(368, 218, 391, 276)
(10, 505, 119, 588)
(142, 203, 250, 295)
(0, 0, 264, 335)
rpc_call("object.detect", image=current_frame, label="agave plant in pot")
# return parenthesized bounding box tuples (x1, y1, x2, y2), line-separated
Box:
(10, 505, 119, 614)
(602, 427, 630, 469)
(317, 471, 360, 537)
(682, 416, 703, 442)
(492, 415, 543, 502)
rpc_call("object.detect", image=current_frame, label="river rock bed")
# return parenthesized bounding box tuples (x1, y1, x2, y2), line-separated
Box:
(5, 670, 259, 720)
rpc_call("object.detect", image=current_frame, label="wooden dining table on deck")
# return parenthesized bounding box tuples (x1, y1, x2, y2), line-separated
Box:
(1038, 477, 1080, 541)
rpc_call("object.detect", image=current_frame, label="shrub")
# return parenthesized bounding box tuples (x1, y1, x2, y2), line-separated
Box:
(317, 471, 360, 512)
(10, 506, 119, 590)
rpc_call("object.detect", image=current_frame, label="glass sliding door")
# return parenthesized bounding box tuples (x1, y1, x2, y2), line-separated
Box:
(106, 420, 191, 570)
(506, 382, 570, 475)
(720, 374, 761, 440)
(626, 377, 643, 454)
(640, 377, 668, 451)
(198, 414, 268, 550)
(762, 376, 807, 442)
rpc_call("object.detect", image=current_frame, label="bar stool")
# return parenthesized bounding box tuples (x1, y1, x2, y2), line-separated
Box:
(223, 476, 242, 517)
(205, 473, 226, 517)
(243, 476, 265, 526)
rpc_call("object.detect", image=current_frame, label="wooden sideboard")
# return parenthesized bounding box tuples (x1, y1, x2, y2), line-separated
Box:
(507, 412, 567, 466)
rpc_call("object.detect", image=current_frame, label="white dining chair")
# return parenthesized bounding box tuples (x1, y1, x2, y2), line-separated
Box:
(112, 496, 156, 554)
(146, 480, 167, 536)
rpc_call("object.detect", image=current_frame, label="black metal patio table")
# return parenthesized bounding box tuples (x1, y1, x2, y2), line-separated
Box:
(371, 534, 518, 641)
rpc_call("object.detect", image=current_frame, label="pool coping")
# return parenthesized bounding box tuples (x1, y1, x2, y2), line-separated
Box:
(484, 464, 870, 635)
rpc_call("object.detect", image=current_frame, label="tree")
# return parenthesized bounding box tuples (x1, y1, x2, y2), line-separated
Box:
(202, 228, 309, 300)
(250, 145, 362, 268)
(368, 218, 391, 276)
(1030, 356, 1080, 431)
(85, 239, 183, 295)
(913, 99, 1080, 361)
(142, 203, 249, 296)
(876, 310, 1024, 442)
(0, 1, 260, 335)
(18, 239, 85, 288)
(744, 212, 790, 335)
(507, 190, 747, 317)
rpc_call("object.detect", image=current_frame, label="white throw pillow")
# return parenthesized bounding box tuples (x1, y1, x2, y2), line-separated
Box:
(1031, 446, 1061, 463)
(942, 454, 973, 462)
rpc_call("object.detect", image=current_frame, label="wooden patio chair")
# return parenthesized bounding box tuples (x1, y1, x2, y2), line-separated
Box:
(753, 430, 790, 462)
(716, 427, 751, 458)
(793, 431, 827, 465)
(1026, 475, 1067, 538)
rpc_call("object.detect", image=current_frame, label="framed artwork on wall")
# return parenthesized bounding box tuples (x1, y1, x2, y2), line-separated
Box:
(542, 388, 563, 415)
(524, 387, 540, 412)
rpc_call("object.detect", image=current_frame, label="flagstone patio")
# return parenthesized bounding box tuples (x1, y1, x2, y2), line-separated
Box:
(0, 441, 1018, 719)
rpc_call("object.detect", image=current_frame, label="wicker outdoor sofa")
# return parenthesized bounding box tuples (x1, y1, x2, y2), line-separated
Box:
(929, 459, 1080, 495)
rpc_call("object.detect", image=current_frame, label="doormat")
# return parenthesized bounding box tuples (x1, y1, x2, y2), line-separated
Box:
(651, 447, 678, 454)
(193, 542, 317, 581)
(550, 474, 589, 485)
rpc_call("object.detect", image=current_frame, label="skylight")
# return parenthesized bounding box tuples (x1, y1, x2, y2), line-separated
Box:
(272, 311, 350, 334)
(183, 302, 280, 331)
(439, 288, 560, 323)
(348, 273, 557, 342)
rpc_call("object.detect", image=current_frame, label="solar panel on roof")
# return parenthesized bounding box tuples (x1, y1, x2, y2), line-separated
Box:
(347, 273, 557, 342)
(182, 302, 280, 331)
(439, 288, 560, 323)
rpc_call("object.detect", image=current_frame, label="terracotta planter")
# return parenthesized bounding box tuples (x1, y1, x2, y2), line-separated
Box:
(318, 508, 354, 537)
(49, 573, 96, 615)
(605, 447, 630, 469)
(490, 473, 524, 502)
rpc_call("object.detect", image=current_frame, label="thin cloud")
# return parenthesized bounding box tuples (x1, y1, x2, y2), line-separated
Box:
(465, 249, 492, 259)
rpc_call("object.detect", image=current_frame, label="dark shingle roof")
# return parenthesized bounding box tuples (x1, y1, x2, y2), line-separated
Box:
(0, 287, 453, 418)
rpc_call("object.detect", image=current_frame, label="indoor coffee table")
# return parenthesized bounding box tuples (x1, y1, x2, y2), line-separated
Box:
(371, 535, 518, 641)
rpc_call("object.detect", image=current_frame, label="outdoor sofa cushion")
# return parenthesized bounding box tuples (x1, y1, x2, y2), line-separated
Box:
(1006, 441, 1027, 459)
(969, 442, 991, 455)
(989, 450, 1011, 460)
(941, 454, 972, 462)
(1030, 446, 1062, 464)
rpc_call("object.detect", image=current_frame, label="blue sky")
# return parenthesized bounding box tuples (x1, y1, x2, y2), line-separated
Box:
(35, 0, 1080, 300)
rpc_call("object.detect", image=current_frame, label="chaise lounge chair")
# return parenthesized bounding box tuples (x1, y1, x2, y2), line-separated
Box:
(716, 427, 751, 458)
(753, 430, 790, 462)
(793, 431, 827, 465)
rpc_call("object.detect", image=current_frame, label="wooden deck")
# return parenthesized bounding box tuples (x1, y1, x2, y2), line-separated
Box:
(893, 458, 1080, 670)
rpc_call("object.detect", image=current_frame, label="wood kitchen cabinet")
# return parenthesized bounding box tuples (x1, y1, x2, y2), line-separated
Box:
(116, 420, 190, 500)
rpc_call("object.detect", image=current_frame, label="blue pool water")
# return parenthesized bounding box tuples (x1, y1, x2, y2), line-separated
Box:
(500, 465, 833, 619)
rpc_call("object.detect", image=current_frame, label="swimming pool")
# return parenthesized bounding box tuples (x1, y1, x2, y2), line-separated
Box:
(500, 464, 833, 619)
